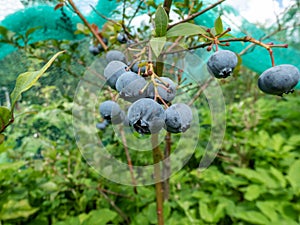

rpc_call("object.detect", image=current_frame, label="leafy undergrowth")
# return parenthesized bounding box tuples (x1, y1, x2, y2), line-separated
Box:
(0, 86, 299, 224)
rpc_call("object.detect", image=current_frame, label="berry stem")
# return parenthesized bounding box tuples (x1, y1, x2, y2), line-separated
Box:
(139, 81, 151, 94)
(268, 49, 275, 67)
(148, 63, 170, 108)
(216, 27, 231, 38)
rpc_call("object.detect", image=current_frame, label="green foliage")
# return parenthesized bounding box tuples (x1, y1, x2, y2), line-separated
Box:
(154, 6, 169, 37)
(150, 37, 166, 57)
(1, 76, 299, 224)
(214, 16, 223, 35)
(0, 51, 64, 134)
(1, 1, 300, 225)
(10, 51, 65, 110)
(166, 23, 207, 37)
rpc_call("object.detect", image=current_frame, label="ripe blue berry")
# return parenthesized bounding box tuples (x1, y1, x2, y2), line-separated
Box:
(207, 50, 238, 78)
(130, 60, 147, 74)
(104, 61, 128, 90)
(258, 64, 300, 96)
(127, 98, 165, 134)
(106, 50, 127, 64)
(117, 33, 128, 44)
(97, 38, 108, 51)
(96, 120, 110, 130)
(116, 71, 148, 102)
(99, 100, 124, 124)
(89, 45, 100, 56)
(148, 77, 177, 103)
(164, 103, 193, 133)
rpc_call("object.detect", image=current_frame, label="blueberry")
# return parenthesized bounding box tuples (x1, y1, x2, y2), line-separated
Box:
(89, 45, 100, 56)
(106, 50, 127, 64)
(207, 50, 238, 78)
(96, 119, 110, 130)
(97, 37, 108, 51)
(104, 61, 128, 90)
(116, 71, 148, 102)
(148, 77, 177, 103)
(130, 60, 147, 74)
(258, 64, 300, 96)
(117, 33, 128, 44)
(99, 100, 124, 124)
(127, 98, 165, 134)
(89, 38, 108, 55)
(164, 103, 193, 133)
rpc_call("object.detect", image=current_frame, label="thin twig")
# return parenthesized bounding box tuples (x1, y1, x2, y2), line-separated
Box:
(239, 23, 300, 56)
(98, 187, 132, 198)
(128, 0, 144, 27)
(168, 0, 226, 30)
(165, 36, 183, 53)
(90, 5, 121, 26)
(188, 77, 214, 106)
(163, 35, 286, 58)
(98, 188, 130, 224)
(119, 125, 138, 194)
(163, 0, 173, 16)
(67, 0, 108, 51)
(120, 0, 134, 39)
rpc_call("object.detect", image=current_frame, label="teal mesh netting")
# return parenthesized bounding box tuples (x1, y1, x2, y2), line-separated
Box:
(0, 0, 299, 89)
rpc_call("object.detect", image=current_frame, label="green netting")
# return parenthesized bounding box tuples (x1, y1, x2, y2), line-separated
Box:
(0, 0, 299, 89)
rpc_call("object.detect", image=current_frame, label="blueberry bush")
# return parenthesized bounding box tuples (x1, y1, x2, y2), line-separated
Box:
(0, 0, 300, 225)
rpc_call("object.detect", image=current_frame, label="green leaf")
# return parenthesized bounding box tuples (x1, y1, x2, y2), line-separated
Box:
(269, 166, 286, 188)
(244, 184, 264, 201)
(54, 217, 81, 225)
(25, 26, 42, 38)
(82, 209, 117, 225)
(287, 160, 300, 189)
(154, 5, 168, 37)
(146, 202, 158, 224)
(232, 167, 265, 184)
(233, 210, 270, 225)
(256, 201, 278, 222)
(199, 203, 214, 222)
(150, 36, 166, 57)
(199, 202, 226, 223)
(40, 181, 58, 193)
(10, 51, 65, 110)
(0, 25, 8, 36)
(0, 161, 26, 170)
(214, 16, 223, 34)
(177, 200, 197, 223)
(0, 199, 39, 220)
(166, 23, 207, 37)
(0, 106, 11, 132)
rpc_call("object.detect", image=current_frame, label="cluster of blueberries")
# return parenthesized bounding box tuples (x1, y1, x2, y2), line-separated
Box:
(97, 50, 193, 135)
(96, 45, 300, 134)
(207, 50, 300, 96)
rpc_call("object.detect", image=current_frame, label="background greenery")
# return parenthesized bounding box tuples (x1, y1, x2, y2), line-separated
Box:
(0, 0, 300, 224)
